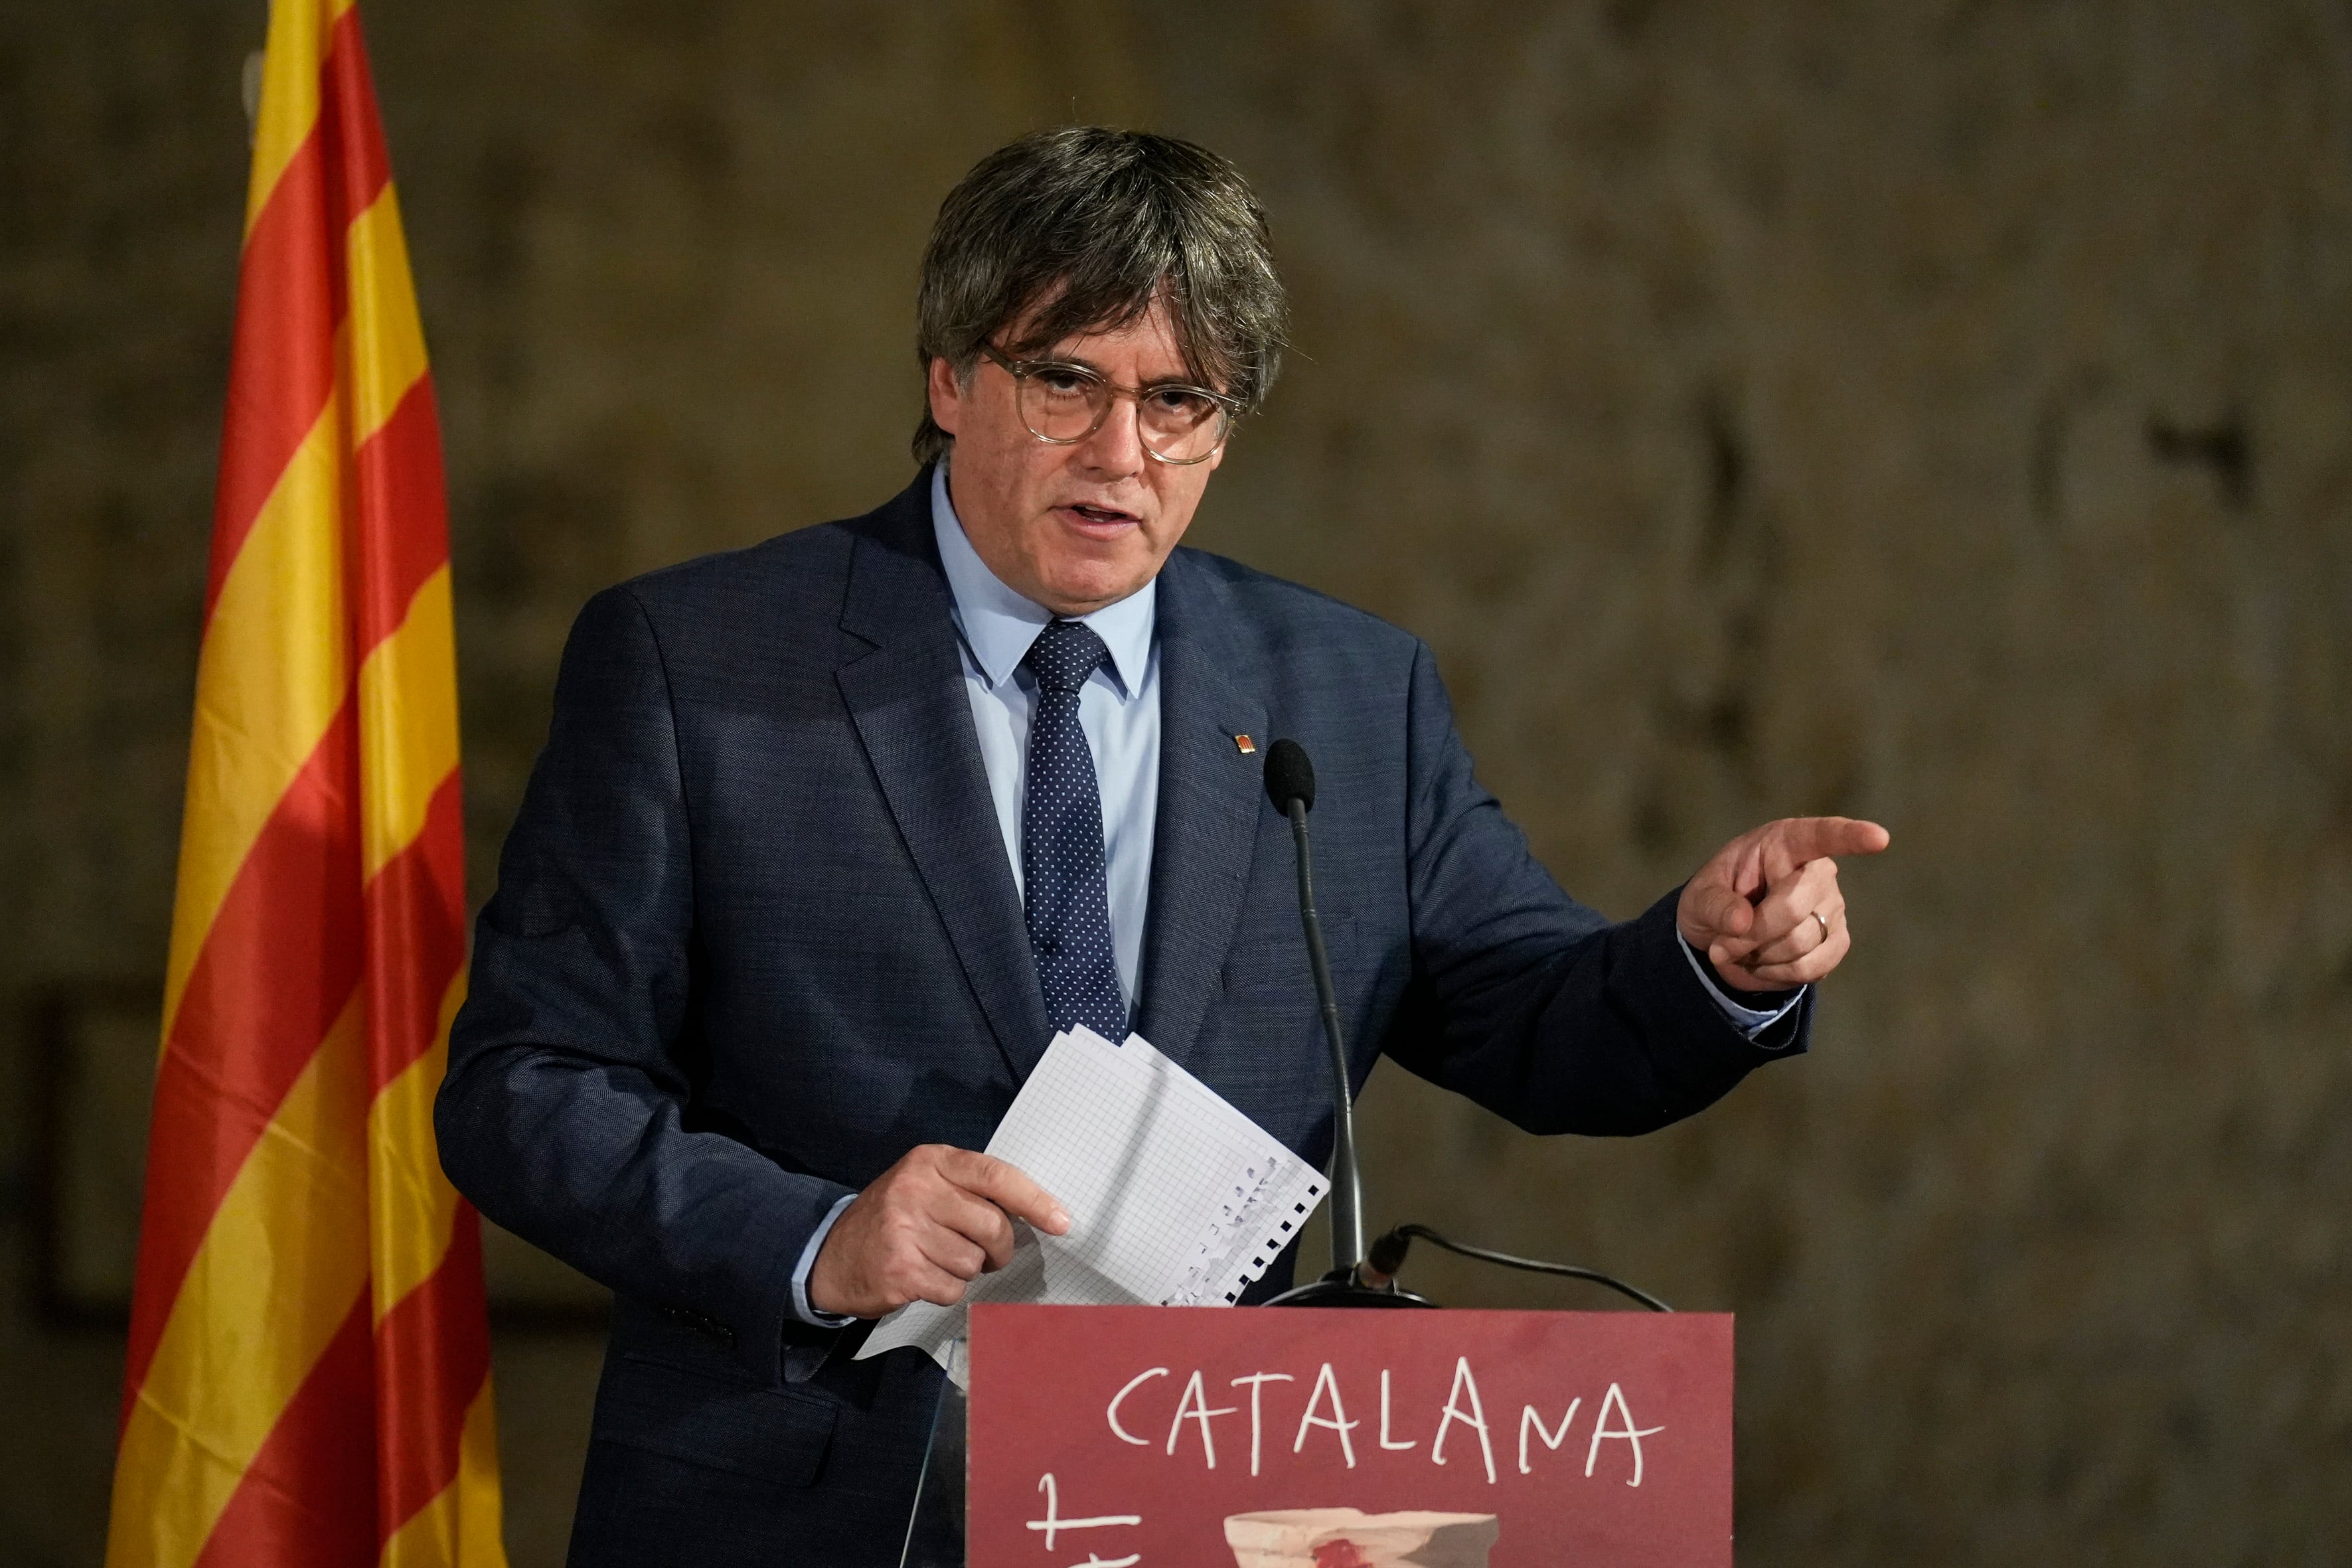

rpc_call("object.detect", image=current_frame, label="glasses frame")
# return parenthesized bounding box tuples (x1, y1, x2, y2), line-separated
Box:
(977, 342, 1241, 466)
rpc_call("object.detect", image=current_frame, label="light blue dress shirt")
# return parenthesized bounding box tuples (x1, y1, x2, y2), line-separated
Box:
(787, 460, 1800, 1325)
(927, 463, 1162, 1011)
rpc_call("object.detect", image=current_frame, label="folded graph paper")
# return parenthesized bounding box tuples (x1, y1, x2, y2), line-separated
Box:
(857, 1026, 1328, 1386)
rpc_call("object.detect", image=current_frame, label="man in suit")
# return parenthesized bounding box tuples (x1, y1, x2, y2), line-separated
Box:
(437, 127, 1887, 1565)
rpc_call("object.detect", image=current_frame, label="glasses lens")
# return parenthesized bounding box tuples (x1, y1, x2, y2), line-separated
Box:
(1016, 366, 1109, 442)
(1138, 388, 1230, 463)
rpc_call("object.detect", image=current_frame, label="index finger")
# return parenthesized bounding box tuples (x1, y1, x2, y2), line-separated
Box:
(941, 1148, 1071, 1235)
(1768, 816, 1890, 874)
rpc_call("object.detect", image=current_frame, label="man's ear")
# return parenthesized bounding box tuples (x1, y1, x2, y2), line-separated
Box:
(926, 356, 963, 437)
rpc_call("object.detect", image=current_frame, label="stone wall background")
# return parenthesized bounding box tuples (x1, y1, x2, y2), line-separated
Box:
(3, 1, 2347, 1563)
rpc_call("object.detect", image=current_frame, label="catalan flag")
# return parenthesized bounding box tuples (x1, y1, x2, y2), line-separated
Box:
(106, 2, 504, 1565)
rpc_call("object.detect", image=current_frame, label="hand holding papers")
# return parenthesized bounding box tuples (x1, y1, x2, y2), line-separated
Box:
(858, 1027, 1328, 1385)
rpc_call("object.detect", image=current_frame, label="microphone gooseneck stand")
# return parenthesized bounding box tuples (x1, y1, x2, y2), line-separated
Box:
(1259, 740, 1433, 1309)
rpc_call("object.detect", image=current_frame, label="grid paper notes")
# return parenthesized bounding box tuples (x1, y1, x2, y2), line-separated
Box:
(856, 1026, 1327, 1385)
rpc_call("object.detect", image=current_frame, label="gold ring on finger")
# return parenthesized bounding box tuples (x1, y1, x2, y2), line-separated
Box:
(1812, 910, 1831, 942)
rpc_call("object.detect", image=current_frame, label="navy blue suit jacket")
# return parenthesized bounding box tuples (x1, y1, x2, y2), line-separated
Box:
(437, 469, 1808, 1565)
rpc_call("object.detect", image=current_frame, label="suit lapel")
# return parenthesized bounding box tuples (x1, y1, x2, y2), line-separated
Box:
(1133, 551, 1268, 1065)
(836, 479, 1052, 1083)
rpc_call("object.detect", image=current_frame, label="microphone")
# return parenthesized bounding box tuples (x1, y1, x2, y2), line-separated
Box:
(1263, 736, 1317, 816)
(1261, 739, 1366, 1279)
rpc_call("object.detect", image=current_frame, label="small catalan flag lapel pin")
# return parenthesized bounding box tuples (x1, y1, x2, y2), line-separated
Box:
(1233, 734, 1257, 755)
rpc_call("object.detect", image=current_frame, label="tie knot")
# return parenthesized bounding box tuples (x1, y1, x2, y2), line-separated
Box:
(1022, 619, 1111, 696)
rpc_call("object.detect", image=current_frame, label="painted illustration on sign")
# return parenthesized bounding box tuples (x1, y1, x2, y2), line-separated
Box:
(1223, 1508, 1497, 1567)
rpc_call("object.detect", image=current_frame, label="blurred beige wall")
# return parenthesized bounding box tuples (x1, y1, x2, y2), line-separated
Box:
(3, 3, 2347, 1564)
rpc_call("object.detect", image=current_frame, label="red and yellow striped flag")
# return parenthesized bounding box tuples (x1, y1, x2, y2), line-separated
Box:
(107, 2, 504, 1565)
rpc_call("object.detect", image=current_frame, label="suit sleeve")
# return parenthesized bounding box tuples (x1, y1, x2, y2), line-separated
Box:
(435, 586, 853, 1385)
(1379, 640, 1809, 1135)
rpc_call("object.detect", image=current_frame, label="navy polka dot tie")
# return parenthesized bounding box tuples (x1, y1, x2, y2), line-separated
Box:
(1020, 619, 1127, 1042)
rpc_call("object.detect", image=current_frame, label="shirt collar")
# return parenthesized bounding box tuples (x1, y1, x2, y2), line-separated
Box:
(930, 460, 1154, 700)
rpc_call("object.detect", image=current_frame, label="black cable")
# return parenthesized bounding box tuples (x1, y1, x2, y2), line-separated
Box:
(1368, 1223, 1673, 1313)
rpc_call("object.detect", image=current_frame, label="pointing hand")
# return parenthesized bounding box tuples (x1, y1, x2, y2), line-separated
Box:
(1675, 816, 1891, 993)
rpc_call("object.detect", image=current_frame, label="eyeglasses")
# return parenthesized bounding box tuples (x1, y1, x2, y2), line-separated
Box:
(979, 342, 1239, 465)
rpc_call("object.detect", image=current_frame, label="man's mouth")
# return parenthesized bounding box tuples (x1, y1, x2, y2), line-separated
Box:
(1059, 503, 1141, 529)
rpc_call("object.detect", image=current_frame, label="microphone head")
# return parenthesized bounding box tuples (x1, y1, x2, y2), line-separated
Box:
(1263, 738, 1316, 813)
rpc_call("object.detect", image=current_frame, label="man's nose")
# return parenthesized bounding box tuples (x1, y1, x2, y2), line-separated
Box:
(1075, 393, 1146, 477)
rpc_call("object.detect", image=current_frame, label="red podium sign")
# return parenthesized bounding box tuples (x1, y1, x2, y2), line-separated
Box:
(967, 1304, 1731, 1567)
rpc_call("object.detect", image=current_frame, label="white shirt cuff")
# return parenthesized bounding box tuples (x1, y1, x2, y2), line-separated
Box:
(1680, 936, 1806, 1043)
(789, 1192, 860, 1328)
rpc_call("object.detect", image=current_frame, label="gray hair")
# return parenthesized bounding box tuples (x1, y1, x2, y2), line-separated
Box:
(911, 126, 1289, 467)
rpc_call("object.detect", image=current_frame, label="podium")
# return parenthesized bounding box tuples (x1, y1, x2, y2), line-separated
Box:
(913, 1303, 1733, 1567)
